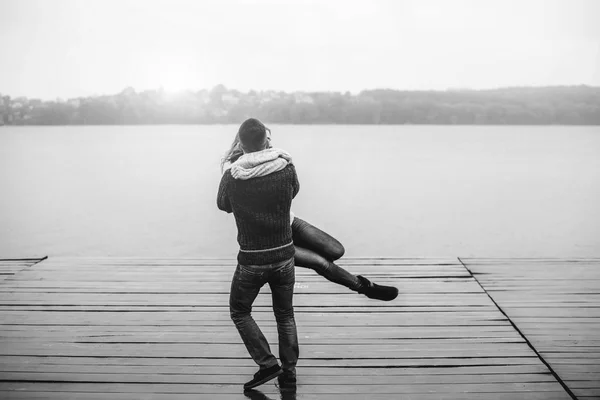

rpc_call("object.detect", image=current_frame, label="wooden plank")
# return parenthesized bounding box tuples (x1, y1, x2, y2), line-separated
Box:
(0, 364, 551, 375)
(0, 310, 509, 323)
(0, 372, 558, 384)
(0, 332, 526, 343)
(0, 344, 538, 358)
(0, 381, 568, 394)
(0, 391, 573, 400)
(0, 354, 547, 367)
(572, 388, 600, 397)
(0, 305, 500, 313)
(26, 256, 461, 265)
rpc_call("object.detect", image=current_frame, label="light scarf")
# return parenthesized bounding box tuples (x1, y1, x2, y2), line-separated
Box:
(228, 148, 293, 180)
(226, 147, 297, 224)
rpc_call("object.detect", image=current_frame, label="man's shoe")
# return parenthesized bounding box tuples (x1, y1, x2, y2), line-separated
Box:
(277, 371, 297, 392)
(357, 275, 398, 301)
(244, 364, 283, 390)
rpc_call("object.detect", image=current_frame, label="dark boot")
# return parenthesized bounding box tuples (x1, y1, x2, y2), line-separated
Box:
(357, 275, 398, 301)
(244, 364, 282, 390)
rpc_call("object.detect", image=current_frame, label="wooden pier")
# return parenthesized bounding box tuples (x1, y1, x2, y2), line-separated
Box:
(0, 257, 598, 399)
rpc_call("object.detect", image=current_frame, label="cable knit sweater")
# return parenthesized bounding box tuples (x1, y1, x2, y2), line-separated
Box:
(217, 149, 299, 265)
(226, 148, 297, 224)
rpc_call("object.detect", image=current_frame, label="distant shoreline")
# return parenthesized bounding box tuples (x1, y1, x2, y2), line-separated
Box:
(2, 85, 599, 126)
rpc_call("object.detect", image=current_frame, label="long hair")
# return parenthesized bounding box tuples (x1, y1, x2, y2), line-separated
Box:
(220, 133, 244, 172)
(220, 119, 271, 172)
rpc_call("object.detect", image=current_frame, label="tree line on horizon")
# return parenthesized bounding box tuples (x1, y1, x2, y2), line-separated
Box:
(1, 85, 599, 125)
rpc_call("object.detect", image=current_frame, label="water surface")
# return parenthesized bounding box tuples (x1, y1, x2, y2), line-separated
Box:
(1, 125, 598, 258)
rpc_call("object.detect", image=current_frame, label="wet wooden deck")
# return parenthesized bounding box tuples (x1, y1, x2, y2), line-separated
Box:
(0, 256, 595, 399)
(461, 258, 600, 400)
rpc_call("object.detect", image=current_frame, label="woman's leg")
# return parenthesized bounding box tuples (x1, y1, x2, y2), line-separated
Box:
(292, 218, 345, 262)
(294, 245, 362, 291)
(292, 217, 399, 301)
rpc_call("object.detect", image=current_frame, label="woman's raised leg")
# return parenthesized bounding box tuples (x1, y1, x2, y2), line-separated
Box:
(291, 218, 345, 261)
(292, 217, 398, 301)
(294, 245, 362, 291)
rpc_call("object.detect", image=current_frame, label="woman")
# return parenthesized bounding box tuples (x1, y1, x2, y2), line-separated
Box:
(221, 119, 398, 302)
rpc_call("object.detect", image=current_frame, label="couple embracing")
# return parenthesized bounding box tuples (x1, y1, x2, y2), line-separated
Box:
(217, 118, 398, 392)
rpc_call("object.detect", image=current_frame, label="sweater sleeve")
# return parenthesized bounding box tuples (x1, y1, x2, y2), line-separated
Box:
(217, 171, 233, 213)
(290, 164, 300, 199)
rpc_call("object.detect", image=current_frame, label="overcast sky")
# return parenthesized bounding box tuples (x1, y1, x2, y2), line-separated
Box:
(1, 0, 599, 99)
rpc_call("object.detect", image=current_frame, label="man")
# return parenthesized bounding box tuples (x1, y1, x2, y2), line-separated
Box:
(217, 118, 299, 391)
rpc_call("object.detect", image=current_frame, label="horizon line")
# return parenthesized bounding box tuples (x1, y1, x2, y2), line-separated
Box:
(2, 83, 598, 102)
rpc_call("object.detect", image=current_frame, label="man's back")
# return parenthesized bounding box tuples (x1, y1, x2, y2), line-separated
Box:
(217, 163, 299, 265)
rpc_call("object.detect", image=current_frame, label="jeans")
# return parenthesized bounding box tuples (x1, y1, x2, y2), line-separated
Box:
(230, 257, 299, 376)
(292, 217, 362, 291)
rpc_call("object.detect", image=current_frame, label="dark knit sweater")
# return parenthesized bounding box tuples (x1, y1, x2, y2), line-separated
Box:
(217, 163, 299, 265)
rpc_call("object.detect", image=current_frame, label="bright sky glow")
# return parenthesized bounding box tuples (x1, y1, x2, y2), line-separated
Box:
(1, 0, 599, 99)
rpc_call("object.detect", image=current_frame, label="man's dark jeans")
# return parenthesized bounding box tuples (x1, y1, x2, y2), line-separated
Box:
(230, 257, 299, 376)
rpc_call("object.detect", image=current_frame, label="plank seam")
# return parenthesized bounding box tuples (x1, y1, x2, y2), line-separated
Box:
(31, 256, 49, 265)
(0, 257, 48, 262)
(456, 256, 579, 400)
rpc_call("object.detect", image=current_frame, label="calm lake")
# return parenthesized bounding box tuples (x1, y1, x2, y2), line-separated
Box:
(1, 125, 599, 259)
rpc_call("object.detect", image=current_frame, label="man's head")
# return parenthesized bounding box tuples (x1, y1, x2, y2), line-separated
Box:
(238, 118, 270, 153)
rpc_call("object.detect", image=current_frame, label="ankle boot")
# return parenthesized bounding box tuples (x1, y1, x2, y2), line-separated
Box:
(357, 275, 398, 301)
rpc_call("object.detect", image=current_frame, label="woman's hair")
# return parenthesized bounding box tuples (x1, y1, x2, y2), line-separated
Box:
(221, 118, 271, 172)
(220, 133, 244, 172)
